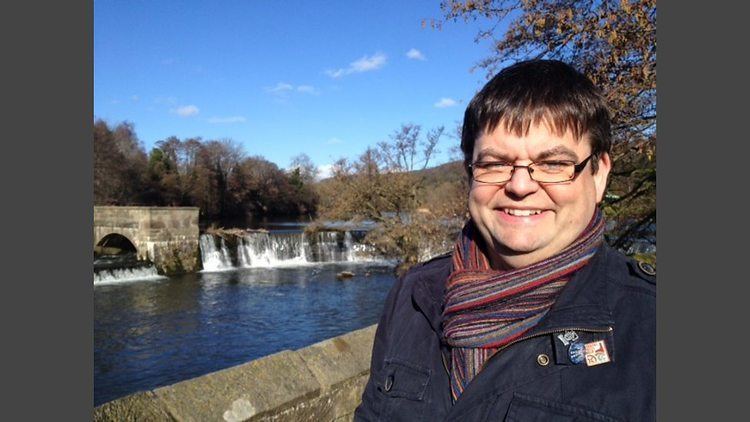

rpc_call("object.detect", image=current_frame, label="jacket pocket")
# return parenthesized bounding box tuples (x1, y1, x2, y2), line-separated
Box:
(378, 358, 431, 400)
(370, 359, 432, 421)
(505, 392, 622, 422)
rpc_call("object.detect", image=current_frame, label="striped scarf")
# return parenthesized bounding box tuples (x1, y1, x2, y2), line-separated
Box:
(442, 208, 605, 401)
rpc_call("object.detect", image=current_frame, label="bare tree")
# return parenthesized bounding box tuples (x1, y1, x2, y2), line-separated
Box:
(289, 153, 319, 184)
(316, 124, 459, 273)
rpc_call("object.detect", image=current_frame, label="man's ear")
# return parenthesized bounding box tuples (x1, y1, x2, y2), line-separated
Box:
(594, 152, 611, 203)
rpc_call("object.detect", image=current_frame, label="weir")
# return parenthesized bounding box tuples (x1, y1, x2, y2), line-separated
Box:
(198, 230, 373, 272)
(94, 205, 376, 283)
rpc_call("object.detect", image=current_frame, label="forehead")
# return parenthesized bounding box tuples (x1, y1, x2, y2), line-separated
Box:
(473, 121, 589, 158)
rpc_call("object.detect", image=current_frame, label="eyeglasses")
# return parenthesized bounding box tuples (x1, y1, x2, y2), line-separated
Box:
(468, 154, 594, 184)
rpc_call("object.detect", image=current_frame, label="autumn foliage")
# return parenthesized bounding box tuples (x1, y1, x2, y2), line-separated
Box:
(315, 124, 468, 274)
(93, 119, 319, 222)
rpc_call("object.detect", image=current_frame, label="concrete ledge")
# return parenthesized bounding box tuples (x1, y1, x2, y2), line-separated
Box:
(94, 324, 378, 422)
(93, 391, 175, 422)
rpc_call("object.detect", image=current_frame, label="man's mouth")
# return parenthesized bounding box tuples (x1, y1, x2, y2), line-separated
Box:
(502, 209, 543, 216)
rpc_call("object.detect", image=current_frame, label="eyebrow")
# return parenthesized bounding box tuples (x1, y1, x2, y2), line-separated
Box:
(474, 146, 580, 162)
(474, 149, 513, 162)
(534, 146, 579, 161)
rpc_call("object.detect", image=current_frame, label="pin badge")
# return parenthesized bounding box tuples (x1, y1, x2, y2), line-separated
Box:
(557, 330, 579, 346)
(569, 342, 585, 365)
(584, 340, 611, 366)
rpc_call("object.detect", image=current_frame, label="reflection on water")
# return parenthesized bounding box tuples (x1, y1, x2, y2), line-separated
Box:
(94, 262, 396, 406)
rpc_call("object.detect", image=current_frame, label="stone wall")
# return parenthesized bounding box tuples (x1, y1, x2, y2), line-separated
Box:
(94, 324, 377, 422)
(93, 206, 201, 275)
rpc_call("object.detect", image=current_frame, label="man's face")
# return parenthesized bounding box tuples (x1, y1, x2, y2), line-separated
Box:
(467, 120, 611, 269)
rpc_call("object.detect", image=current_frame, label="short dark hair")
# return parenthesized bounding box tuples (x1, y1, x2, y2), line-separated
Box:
(461, 59, 611, 175)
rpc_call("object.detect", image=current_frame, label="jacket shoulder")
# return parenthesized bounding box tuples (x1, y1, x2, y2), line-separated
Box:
(402, 252, 452, 281)
(602, 246, 656, 295)
(383, 252, 451, 304)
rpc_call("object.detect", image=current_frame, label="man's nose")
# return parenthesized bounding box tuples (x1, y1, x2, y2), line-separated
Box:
(504, 165, 539, 197)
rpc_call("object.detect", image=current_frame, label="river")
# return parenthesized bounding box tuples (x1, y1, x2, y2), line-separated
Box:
(93, 225, 396, 406)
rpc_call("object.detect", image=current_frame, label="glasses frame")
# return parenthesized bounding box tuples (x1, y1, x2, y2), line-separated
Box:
(468, 154, 594, 184)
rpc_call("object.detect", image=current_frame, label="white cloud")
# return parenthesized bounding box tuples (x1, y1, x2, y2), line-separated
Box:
(265, 83, 320, 98)
(406, 48, 426, 61)
(265, 82, 294, 94)
(326, 137, 343, 145)
(434, 98, 458, 108)
(173, 105, 200, 117)
(351, 53, 387, 72)
(317, 164, 334, 180)
(326, 52, 387, 78)
(325, 68, 346, 79)
(297, 85, 319, 95)
(207, 116, 247, 124)
(130, 95, 139, 102)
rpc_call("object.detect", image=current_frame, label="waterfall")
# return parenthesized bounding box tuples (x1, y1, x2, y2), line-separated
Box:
(94, 265, 165, 285)
(344, 231, 355, 262)
(199, 230, 373, 271)
(199, 235, 234, 271)
(237, 232, 308, 267)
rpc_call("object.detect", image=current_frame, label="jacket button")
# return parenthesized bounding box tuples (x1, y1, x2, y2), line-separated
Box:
(537, 354, 550, 366)
(638, 261, 656, 276)
(384, 374, 394, 392)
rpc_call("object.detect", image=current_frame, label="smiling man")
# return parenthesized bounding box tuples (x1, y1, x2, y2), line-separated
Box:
(355, 60, 655, 421)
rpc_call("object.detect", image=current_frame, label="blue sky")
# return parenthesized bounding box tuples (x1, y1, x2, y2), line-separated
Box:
(94, 0, 504, 177)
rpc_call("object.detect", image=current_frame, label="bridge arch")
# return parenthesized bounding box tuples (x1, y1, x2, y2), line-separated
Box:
(95, 233, 138, 256)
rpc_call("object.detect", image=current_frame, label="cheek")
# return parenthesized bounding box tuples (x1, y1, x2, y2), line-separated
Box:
(546, 184, 591, 207)
(468, 185, 496, 206)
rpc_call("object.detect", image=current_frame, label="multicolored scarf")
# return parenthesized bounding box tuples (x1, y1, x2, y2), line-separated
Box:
(442, 208, 605, 401)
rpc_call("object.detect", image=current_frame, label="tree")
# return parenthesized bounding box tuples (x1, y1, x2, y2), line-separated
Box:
(289, 153, 319, 184)
(287, 154, 320, 217)
(93, 119, 148, 205)
(434, 0, 656, 256)
(94, 120, 320, 222)
(142, 147, 181, 205)
(316, 124, 458, 273)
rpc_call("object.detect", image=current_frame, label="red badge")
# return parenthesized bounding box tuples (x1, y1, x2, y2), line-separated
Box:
(583, 340, 610, 366)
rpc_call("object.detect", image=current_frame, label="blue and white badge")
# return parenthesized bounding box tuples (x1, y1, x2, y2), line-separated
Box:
(569, 342, 585, 365)
(557, 330, 579, 346)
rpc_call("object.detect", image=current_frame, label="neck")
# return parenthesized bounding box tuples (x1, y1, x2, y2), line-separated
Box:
(486, 248, 550, 271)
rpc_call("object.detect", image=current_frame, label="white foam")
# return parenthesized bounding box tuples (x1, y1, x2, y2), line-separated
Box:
(94, 266, 166, 285)
(199, 230, 383, 271)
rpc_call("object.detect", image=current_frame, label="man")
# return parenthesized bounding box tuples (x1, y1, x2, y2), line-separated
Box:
(354, 60, 655, 421)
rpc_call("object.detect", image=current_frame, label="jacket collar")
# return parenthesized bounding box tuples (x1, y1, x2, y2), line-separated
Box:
(532, 244, 615, 332)
(410, 245, 615, 336)
(411, 256, 451, 334)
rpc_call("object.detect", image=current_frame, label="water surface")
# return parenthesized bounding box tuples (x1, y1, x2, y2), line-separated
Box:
(94, 262, 396, 406)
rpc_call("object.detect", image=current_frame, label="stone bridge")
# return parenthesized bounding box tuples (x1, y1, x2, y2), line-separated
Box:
(94, 206, 202, 275)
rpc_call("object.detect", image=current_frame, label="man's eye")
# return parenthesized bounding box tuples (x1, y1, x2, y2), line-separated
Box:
(477, 162, 510, 170)
(536, 162, 570, 172)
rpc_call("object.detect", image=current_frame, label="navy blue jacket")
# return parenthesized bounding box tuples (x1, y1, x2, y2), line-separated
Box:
(355, 245, 655, 421)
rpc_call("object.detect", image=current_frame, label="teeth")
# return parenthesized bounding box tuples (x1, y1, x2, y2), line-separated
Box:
(504, 209, 542, 216)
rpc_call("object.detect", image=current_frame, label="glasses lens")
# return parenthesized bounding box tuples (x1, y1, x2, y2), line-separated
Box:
(473, 164, 512, 183)
(530, 162, 575, 183)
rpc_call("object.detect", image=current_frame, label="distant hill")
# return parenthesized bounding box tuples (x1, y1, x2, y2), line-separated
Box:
(414, 160, 466, 186)
(315, 160, 465, 188)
